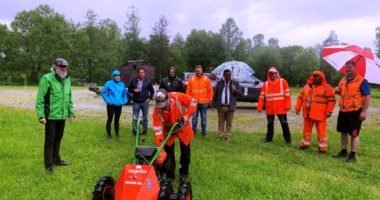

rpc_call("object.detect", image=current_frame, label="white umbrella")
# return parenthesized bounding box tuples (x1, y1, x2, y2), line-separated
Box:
(323, 45, 380, 84)
(212, 61, 255, 79)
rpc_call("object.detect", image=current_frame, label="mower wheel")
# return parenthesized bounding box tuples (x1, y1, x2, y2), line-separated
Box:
(177, 180, 192, 200)
(92, 176, 115, 200)
(159, 180, 173, 200)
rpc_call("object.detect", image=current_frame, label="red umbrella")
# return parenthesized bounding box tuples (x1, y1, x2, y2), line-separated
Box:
(322, 44, 380, 84)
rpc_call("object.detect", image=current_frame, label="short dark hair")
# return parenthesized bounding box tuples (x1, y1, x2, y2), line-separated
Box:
(195, 65, 203, 70)
(345, 61, 356, 67)
(137, 67, 145, 73)
(223, 69, 231, 75)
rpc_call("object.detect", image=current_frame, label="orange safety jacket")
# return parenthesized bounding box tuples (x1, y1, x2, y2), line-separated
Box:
(337, 75, 364, 112)
(153, 92, 197, 146)
(295, 71, 336, 121)
(186, 75, 213, 104)
(257, 67, 291, 115)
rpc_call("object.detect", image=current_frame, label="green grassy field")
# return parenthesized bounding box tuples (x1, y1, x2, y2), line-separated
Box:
(1, 105, 379, 200)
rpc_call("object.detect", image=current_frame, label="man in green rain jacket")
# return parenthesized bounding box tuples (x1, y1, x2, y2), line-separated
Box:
(36, 58, 75, 174)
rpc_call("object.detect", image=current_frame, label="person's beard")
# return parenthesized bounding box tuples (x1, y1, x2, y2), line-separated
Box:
(56, 70, 67, 79)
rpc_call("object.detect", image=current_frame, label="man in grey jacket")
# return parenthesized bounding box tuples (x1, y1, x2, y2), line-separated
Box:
(212, 69, 241, 141)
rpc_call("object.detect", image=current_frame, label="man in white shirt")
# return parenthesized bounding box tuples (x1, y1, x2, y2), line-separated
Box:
(212, 69, 241, 141)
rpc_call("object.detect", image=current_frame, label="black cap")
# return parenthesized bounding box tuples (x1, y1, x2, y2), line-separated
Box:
(55, 58, 68, 67)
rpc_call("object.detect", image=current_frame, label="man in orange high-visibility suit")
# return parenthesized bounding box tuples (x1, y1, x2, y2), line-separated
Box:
(257, 66, 291, 144)
(332, 61, 371, 162)
(295, 71, 336, 153)
(153, 89, 197, 181)
(186, 65, 213, 137)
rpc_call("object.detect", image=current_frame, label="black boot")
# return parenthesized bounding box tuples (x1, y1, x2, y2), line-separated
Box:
(332, 149, 348, 158)
(179, 165, 189, 181)
(281, 122, 291, 144)
(265, 122, 274, 142)
(346, 152, 356, 162)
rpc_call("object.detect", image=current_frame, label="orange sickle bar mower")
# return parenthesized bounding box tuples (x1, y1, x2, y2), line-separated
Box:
(92, 119, 192, 200)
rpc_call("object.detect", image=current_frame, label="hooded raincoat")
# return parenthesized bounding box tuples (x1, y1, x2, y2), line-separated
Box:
(257, 67, 291, 115)
(101, 70, 127, 106)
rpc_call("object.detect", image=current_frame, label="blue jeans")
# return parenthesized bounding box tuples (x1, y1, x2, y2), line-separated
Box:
(192, 104, 208, 135)
(132, 101, 149, 134)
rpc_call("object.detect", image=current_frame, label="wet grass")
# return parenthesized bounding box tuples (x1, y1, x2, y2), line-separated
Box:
(0, 105, 379, 199)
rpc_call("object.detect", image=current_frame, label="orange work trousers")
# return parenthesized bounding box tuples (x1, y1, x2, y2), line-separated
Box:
(300, 118, 328, 152)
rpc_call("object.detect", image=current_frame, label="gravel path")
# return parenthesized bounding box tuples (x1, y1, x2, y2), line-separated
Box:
(1, 87, 378, 135)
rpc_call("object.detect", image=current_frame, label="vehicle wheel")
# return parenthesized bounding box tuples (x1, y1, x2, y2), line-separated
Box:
(92, 176, 115, 200)
(159, 180, 173, 200)
(177, 180, 192, 200)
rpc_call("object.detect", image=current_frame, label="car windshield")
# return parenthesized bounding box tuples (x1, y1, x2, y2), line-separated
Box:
(184, 73, 215, 80)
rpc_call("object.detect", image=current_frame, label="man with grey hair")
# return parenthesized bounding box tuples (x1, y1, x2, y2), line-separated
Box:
(36, 58, 75, 174)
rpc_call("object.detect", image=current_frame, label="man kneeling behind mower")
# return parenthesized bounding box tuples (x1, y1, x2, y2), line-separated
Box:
(153, 89, 197, 182)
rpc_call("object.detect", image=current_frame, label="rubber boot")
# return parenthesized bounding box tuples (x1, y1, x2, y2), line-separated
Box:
(265, 122, 274, 142)
(281, 122, 291, 144)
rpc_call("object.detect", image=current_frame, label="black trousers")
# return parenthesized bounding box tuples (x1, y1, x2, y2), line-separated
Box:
(266, 114, 291, 143)
(106, 105, 122, 137)
(163, 142, 191, 179)
(44, 120, 65, 168)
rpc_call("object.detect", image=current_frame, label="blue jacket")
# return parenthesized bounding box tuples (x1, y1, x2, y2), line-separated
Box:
(101, 70, 127, 106)
(128, 78, 155, 103)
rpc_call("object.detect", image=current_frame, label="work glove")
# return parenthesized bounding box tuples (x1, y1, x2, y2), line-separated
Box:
(155, 150, 167, 166)
(177, 116, 185, 126)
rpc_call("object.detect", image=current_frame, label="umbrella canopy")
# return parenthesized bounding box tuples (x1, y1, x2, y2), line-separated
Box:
(119, 60, 155, 86)
(212, 61, 255, 79)
(322, 45, 380, 84)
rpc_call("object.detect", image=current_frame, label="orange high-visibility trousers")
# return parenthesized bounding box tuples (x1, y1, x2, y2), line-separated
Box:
(300, 118, 328, 151)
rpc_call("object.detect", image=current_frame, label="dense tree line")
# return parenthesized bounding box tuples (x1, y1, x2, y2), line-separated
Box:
(0, 4, 378, 86)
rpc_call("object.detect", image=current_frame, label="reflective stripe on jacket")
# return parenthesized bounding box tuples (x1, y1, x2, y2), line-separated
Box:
(153, 92, 197, 146)
(295, 71, 336, 121)
(186, 75, 213, 104)
(257, 78, 291, 115)
(338, 75, 364, 112)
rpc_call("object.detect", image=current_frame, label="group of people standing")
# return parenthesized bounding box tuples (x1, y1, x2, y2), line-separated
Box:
(257, 61, 371, 163)
(36, 58, 370, 177)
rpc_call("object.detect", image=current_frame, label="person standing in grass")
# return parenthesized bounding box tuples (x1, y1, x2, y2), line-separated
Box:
(186, 65, 214, 137)
(36, 58, 74, 174)
(332, 61, 371, 162)
(257, 66, 292, 144)
(153, 89, 197, 181)
(128, 67, 155, 135)
(101, 70, 127, 140)
(212, 69, 241, 142)
(295, 71, 336, 154)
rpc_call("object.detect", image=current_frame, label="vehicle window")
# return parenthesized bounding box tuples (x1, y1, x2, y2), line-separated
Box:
(184, 72, 217, 80)
(186, 74, 194, 80)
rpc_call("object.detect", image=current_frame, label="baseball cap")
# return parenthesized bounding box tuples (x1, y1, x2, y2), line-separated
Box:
(55, 58, 68, 67)
(155, 89, 169, 108)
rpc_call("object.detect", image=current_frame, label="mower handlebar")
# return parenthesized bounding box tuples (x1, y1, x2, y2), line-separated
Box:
(149, 122, 184, 165)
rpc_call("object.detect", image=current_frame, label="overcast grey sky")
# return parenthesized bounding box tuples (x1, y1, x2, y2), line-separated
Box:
(1, 0, 379, 49)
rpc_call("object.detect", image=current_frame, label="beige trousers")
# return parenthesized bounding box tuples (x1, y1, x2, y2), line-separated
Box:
(218, 106, 235, 138)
